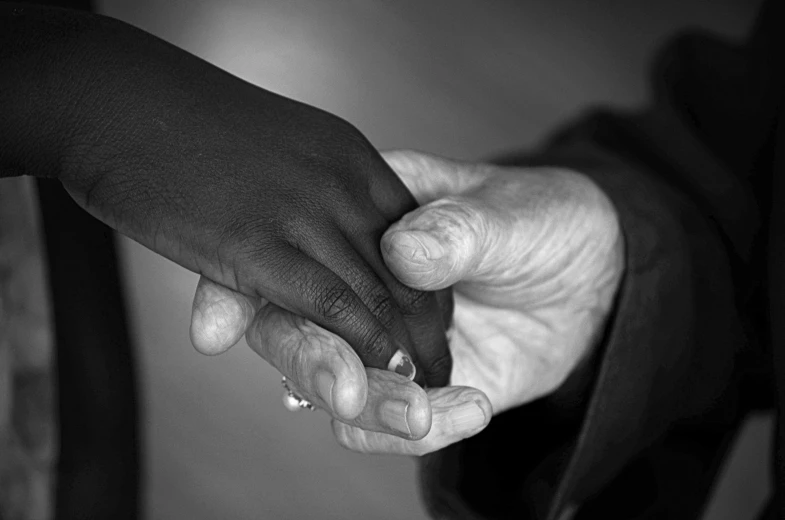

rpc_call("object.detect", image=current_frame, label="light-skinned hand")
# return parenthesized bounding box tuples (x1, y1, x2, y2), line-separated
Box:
(189, 150, 623, 455)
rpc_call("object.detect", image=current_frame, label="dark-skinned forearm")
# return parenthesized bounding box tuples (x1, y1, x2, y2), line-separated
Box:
(0, 2, 301, 191)
(1, 3, 144, 181)
(1, 2, 455, 387)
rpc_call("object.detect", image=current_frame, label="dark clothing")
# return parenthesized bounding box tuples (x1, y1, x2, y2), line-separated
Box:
(421, 0, 784, 518)
(38, 180, 141, 520)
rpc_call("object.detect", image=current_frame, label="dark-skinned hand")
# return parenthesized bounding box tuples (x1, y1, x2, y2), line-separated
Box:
(0, 4, 452, 388)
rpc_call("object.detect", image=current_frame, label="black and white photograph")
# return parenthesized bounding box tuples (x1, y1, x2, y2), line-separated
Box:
(0, 0, 775, 518)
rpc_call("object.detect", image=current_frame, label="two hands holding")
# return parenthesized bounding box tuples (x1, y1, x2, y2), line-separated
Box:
(189, 149, 625, 455)
(2, 7, 624, 457)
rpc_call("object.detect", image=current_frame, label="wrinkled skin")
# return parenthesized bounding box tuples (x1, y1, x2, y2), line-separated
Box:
(191, 150, 624, 454)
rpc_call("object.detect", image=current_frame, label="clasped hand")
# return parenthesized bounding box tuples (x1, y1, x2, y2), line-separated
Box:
(190, 150, 624, 455)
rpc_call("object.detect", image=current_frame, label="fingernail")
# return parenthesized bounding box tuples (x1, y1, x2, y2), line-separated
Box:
(379, 400, 411, 436)
(388, 349, 416, 380)
(315, 371, 335, 410)
(450, 400, 486, 432)
(393, 232, 445, 262)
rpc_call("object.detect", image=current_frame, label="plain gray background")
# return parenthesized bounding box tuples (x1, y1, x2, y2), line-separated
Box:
(98, 1, 770, 518)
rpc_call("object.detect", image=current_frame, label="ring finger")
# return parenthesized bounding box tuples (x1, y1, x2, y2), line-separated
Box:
(251, 304, 435, 439)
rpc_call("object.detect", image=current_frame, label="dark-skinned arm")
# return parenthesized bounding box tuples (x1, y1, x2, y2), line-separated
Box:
(0, 2, 452, 386)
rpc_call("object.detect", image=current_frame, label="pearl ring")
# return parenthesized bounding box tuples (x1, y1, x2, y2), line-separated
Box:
(281, 376, 316, 411)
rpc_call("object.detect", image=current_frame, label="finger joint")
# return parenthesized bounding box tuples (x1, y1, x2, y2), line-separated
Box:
(314, 283, 355, 321)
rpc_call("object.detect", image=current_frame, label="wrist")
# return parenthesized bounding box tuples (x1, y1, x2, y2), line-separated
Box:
(0, 6, 124, 179)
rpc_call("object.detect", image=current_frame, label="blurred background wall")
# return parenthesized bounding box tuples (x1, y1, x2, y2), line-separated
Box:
(95, 0, 768, 518)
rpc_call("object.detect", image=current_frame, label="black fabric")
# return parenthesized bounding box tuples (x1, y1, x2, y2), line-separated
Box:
(37, 180, 141, 518)
(20, 0, 92, 9)
(420, 0, 784, 518)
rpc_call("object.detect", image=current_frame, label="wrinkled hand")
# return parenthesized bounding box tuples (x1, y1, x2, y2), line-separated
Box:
(190, 150, 623, 455)
(191, 281, 490, 451)
(377, 151, 624, 414)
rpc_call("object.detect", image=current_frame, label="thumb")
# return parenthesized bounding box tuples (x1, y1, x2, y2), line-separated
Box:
(380, 149, 489, 204)
(190, 276, 263, 355)
(381, 197, 495, 291)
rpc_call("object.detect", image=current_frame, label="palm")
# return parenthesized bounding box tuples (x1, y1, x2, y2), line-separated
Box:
(449, 272, 609, 414)
(449, 291, 535, 413)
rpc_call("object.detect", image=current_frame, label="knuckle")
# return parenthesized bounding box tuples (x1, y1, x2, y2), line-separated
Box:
(314, 283, 355, 320)
(366, 292, 398, 329)
(330, 117, 372, 155)
(277, 210, 316, 244)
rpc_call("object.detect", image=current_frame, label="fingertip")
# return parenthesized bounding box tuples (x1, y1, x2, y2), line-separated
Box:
(365, 370, 432, 440)
(454, 387, 493, 423)
(472, 394, 494, 427)
(449, 391, 493, 436)
(423, 386, 493, 446)
(381, 231, 449, 290)
(387, 348, 416, 381)
(424, 351, 453, 388)
(331, 371, 368, 421)
(190, 280, 251, 355)
(405, 388, 432, 440)
(189, 310, 243, 356)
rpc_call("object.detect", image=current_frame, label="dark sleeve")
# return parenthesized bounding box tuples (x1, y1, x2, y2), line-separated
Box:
(419, 2, 784, 519)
